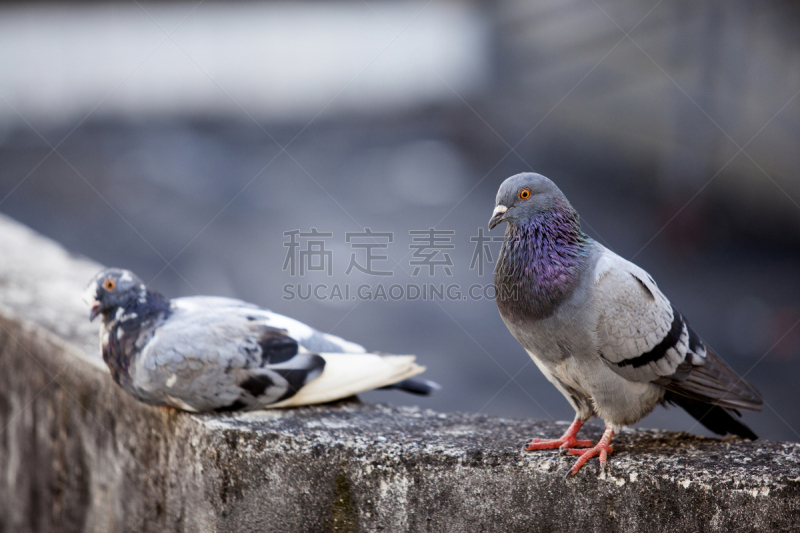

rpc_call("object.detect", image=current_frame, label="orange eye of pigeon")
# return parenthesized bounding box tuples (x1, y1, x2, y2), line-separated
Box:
(519, 188, 531, 199)
(103, 278, 116, 291)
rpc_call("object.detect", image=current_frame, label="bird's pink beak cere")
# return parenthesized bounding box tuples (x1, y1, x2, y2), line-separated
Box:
(89, 301, 101, 322)
(488, 204, 508, 230)
(83, 281, 102, 321)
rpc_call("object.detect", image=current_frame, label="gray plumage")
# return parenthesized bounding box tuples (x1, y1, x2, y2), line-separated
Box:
(86, 268, 436, 412)
(489, 173, 761, 457)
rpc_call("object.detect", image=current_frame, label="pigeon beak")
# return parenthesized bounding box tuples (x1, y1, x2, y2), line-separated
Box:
(488, 205, 509, 230)
(89, 301, 102, 322)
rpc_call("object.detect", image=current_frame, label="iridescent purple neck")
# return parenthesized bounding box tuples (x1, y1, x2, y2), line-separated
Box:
(102, 289, 171, 389)
(495, 203, 590, 320)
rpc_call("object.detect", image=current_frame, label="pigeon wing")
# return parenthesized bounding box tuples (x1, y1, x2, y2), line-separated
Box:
(174, 296, 367, 353)
(131, 297, 426, 411)
(592, 247, 761, 412)
(132, 300, 325, 411)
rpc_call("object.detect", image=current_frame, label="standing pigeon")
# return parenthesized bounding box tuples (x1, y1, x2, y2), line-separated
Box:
(489, 173, 762, 475)
(86, 268, 438, 412)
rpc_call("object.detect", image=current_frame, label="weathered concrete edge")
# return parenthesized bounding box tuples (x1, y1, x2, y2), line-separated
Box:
(1, 213, 800, 532)
(3, 304, 800, 533)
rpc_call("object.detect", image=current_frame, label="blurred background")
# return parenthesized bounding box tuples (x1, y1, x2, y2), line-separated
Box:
(1, 0, 799, 441)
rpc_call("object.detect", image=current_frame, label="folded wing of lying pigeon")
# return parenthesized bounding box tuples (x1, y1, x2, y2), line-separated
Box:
(86, 268, 437, 412)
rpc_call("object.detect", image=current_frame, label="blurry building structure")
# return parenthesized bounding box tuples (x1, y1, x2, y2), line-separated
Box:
(493, 0, 800, 241)
(2, 1, 799, 237)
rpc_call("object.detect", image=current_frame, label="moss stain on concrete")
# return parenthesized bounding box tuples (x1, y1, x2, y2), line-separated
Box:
(330, 469, 357, 533)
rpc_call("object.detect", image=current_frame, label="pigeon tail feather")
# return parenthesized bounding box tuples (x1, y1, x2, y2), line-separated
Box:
(378, 377, 441, 396)
(659, 349, 763, 412)
(267, 353, 425, 408)
(665, 391, 758, 440)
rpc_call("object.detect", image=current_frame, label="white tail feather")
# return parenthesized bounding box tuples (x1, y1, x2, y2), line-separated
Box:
(267, 353, 425, 408)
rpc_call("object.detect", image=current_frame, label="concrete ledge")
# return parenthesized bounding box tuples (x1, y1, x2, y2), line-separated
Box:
(1, 213, 799, 532)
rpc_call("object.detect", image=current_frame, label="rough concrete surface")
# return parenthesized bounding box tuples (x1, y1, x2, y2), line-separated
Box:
(1, 213, 799, 532)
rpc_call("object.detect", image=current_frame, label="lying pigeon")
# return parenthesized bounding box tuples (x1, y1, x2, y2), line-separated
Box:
(489, 173, 762, 475)
(86, 268, 438, 412)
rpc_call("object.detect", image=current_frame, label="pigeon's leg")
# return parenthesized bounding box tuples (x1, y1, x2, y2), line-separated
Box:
(566, 426, 614, 475)
(525, 417, 594, 451)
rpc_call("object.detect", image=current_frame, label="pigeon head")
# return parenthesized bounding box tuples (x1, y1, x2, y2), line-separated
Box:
(86, 268, 147, 321)
(491, 173, 591, 320)
(489, 173, 569, 230)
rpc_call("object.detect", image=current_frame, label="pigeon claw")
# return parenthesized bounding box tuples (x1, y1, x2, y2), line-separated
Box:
(525, 436, 595, 451)
(566, 427, 615, 476)
(525, 417, 593, 451)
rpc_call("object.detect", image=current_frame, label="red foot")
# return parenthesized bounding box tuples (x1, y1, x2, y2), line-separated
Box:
(525, 418, 594, 452)
(567, 427, 615, 475)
